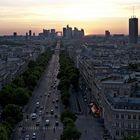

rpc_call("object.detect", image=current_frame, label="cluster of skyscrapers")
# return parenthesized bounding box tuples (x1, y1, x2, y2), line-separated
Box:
(39, 29, 57, 39)
(63, 25, 84, 39)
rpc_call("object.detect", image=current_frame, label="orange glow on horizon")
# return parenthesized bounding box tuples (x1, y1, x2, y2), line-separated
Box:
(0, 0, 140, 35)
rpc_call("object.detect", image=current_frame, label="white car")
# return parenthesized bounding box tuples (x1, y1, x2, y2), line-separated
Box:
(45, 120, 50, 126)
(32, 132, 36, 139)
(36, 102, 39, 108)
(31, 113, 37, 120)
(25, 134, 30, 140)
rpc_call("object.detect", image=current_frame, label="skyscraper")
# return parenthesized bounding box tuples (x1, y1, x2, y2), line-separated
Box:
(105, 30, 110, 38)
(13, 32, 17, 37)
(63, 27, 66, 38)
(129, 17, 138, 44)
(29, 30, 32, 37)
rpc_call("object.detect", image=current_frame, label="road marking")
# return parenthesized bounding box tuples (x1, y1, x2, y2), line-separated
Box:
(18, 126, 63, 131)
(42, 126, 63, 130)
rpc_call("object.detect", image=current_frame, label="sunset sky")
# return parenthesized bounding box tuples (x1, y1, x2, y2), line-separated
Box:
(0, 0, 140, 35)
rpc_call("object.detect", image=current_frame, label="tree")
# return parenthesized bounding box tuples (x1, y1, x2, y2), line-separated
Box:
(2, 104, 23, 125)
(128, 63, 138, 70)
(28, 61, 36, 69)
(12, 87, 30, 106)
(13, 76, 25, 87)
(1, 122, 12, 136)
(0, 124, 9, 140)
(63, 118, 75, 127)
(0, 84, 14, 106)
(61, 109, 77, 122)
(61, 94, 69, 107)
(123, 135, 140, 140)
(26, 74, 38, 90)
(61, 125, 81, 140)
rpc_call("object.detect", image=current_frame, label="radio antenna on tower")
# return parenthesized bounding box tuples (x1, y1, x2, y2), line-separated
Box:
(133, 6, 135, 17)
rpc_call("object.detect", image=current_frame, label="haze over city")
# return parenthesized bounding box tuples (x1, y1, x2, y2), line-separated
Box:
(0, 0, 140, 140)
(1, 0, 140, 35)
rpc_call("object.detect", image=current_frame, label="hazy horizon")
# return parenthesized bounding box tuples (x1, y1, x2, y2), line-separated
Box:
(0, 0, 140, 35)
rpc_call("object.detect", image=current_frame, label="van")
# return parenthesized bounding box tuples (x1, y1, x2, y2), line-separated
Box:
(36, 102, 39, 108)
(45, 120, 50, 126)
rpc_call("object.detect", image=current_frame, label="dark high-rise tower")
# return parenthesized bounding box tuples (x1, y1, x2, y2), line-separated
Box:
(63, 27, 66, 38)
(129, 17, 138, 44)
(29, 30, 32, 37)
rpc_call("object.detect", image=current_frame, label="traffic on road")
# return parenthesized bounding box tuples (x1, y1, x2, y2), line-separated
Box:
(12, 42, 62, 140)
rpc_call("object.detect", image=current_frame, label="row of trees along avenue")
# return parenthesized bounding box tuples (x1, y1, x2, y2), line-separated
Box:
(57, 49, 81, 140)
(0, 49, 53, 140)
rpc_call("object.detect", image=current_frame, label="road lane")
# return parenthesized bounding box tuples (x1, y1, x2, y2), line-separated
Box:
(12, 41, 63, 140)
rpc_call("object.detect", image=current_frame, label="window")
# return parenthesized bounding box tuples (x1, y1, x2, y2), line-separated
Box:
(121, 123, 124, 128)
(116, 122, 119, 127)
(139, 124, 140, 129)
(133, 115, 136, 120)
(121, 114, 124, 119)
(116, 114, 119, 119)
(116, 130, 119, 136)
(128, 123, 131, 128)
(121, 131, 124, 136)
(128, 115, 131, 119)
(136, 124, 139, 129)
(124, 106, 128, 109)
(133, 123, 136, 129)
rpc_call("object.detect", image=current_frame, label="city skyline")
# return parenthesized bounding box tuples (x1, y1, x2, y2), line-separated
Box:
(1, 0, 140, 35)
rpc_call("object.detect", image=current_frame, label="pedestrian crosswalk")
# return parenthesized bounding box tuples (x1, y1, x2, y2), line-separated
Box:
(18, 126, 63, 131)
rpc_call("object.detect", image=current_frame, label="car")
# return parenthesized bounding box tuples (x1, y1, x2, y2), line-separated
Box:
(84, 99, 87, 102)
(84, 95, 87, 99)
(36, 118, 41, 126)
(55, 105, 58, 109)
(50, 109, 54, 115)
(36, 102, 39, 108)
(38, 110, 42, 116)
(52, 99, 55, 103)
(45, 120, 50, 126)
(31, 113, 37, 120)
(54, 114, 58, 118)
(32, 132, 36, 139)
(40, 106, 43, 110)
(25, 134, 30, 140)
(56, 98, 59, 102)
(34, 108, 37, 113)
(55, 121, 59, 126)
